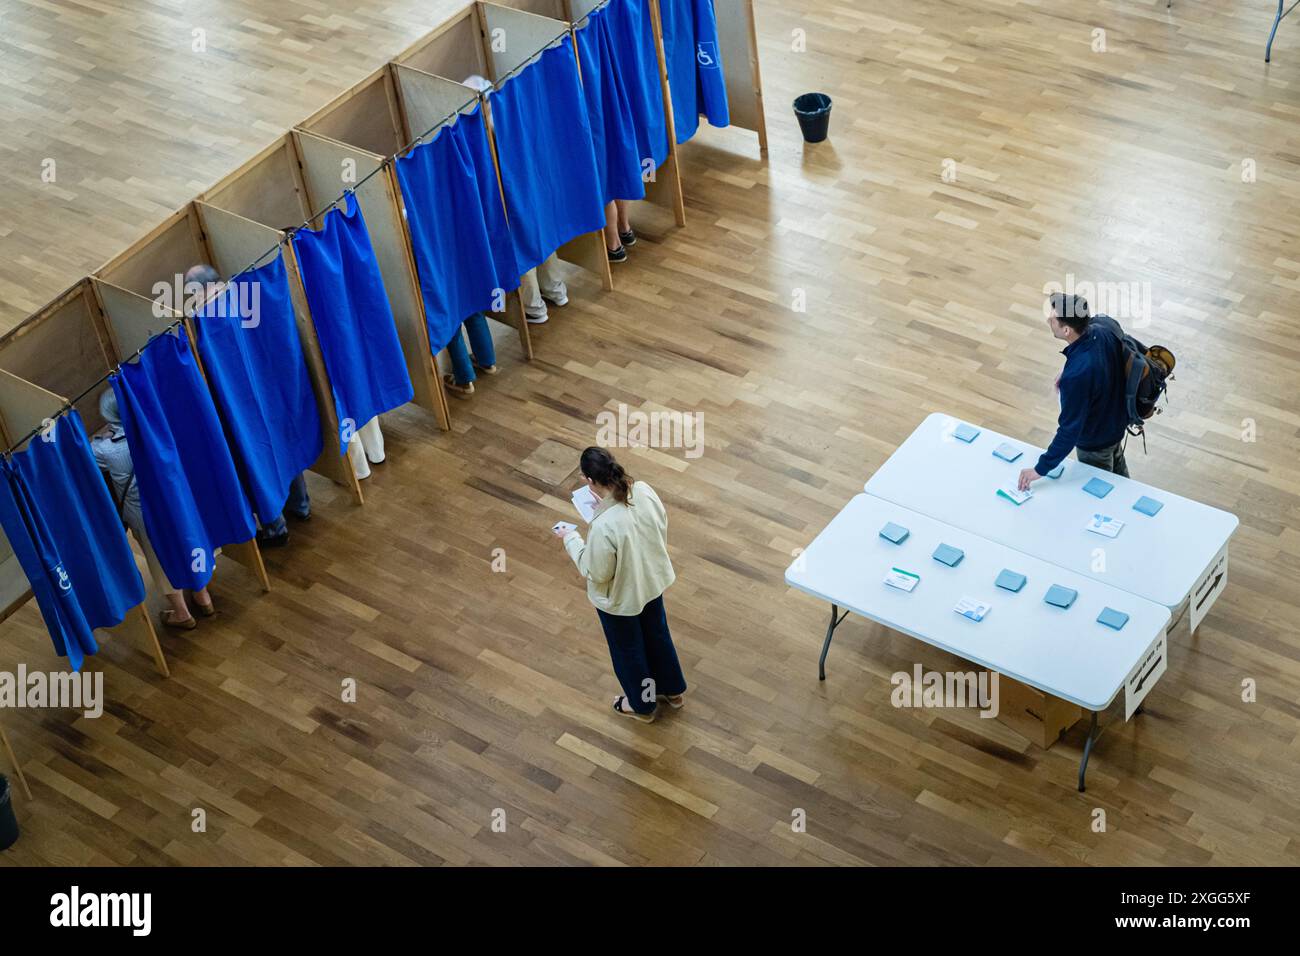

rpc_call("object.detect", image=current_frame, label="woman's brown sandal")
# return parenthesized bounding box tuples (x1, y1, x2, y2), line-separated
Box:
(160, 609, 196, 631)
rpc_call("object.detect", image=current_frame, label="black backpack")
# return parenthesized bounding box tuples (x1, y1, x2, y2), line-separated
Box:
(1119, 333, 1176, 435)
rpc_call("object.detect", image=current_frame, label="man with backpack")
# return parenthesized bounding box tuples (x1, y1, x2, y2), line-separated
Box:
(1017, 293, 1132, 491)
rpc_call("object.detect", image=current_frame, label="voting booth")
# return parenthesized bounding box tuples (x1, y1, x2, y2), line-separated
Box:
(298, 54, 537, 364)
(200, 133, 450, 433)
(494, 0, 688, 229)
(0, 293, 172, 679)
(392, 3, 614, 294)
(94, 200, 361, 504)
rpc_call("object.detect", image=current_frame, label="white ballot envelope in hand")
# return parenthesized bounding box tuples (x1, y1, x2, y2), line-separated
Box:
(571, 486, 601, 523)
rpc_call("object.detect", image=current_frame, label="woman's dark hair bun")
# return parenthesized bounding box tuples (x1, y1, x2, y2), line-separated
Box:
(581, 446, 634, 504)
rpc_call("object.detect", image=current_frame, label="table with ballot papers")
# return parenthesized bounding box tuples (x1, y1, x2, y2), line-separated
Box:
(785, 412, 1239, 790)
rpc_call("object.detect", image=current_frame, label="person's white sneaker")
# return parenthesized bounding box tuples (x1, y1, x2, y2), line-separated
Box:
(525, 311, 549, 324)
(541, 287, 568, 308)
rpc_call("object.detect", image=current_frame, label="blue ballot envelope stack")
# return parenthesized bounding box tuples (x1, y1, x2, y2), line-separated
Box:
(1133, 495, 1163, 516)
(933, 543, 964, 567)
(1083, 477, 1113, 498)
(1044, 584, 1078, 609)
(995, 569, 1026, 592)
(1097, 607, 1130, 630)
(879, 522, 910, 544)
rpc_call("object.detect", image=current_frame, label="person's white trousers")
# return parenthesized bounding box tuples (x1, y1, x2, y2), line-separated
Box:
(519, 253, 567, 318)
(347, 416, 386, 480)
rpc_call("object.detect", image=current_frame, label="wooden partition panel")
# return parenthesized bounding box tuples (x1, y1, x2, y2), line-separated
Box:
(714, 0, 768, 152)
(0, 282, 115, 425)
(298, 68, 406, 159)
(390, 65, 533, 359)
(192, 202, 364, 500)
(0, 369, 170, 677)
(294, 130, 450, 429)
(96, 207, 208, 301)
(395, 8, 491, 81)
(201, 136, 313, 231)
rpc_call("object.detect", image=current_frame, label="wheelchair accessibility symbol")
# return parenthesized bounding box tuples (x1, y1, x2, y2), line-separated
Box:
(696, 41, 720, 69)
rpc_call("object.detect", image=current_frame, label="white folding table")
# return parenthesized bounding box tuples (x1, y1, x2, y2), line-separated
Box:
(864, 413, 1238, 632)
(785, 495, 1171, 790)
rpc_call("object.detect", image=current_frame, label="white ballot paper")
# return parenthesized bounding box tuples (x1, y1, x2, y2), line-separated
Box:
(1086, 514, 1124, 538)
(572, 486, 601, 523)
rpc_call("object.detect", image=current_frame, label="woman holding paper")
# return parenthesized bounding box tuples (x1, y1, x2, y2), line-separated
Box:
(554, 447, 687, 722)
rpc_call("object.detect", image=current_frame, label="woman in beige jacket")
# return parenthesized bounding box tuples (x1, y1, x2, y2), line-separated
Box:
(555, 447, 687, 722)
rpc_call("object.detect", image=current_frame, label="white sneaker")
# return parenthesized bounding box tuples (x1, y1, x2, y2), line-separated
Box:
(541, 288, 568, 308)
(525, 311, 549, 325)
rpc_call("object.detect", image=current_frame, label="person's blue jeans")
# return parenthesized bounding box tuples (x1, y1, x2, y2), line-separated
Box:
(264, 473, 310, 535)
(596, 595, 687, 715)
(446, 313, 496, 386)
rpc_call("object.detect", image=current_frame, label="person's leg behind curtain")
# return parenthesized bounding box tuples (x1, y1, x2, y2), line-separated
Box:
(444, 326, 477, 395)
(638, 595, 687, 701)
(284, 473, 310, 519)
(535, 253, 568, 305)
(597, 608, 658, 714)
(463, 313, 497, 373)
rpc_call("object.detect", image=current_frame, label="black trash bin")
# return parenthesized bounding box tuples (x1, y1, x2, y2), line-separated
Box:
(0, 774, 17, 851)
(793, 93, 833, 143)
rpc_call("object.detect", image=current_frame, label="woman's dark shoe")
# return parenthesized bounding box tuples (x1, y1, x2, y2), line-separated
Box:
(619, 228, 636, 247)
(612, 695, 656, 723)
(607, 245, 628, 263)
(473, 362, 499, 376)
(657, 692, 685, 709)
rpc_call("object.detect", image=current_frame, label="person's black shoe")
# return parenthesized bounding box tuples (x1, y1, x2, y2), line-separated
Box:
(619, 228, 636, 247)
(607, 245, 628, 263)
(257, 529, 290, 548)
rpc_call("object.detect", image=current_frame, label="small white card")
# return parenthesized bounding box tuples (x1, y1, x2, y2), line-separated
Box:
(997, 485, 1032, 505)
(953, 596, 991, 622)
(1086, 514, 1124, 538)
(883, 567, 920, 592)
(552, 521, 577, 535)
(571, 486, 601, 523)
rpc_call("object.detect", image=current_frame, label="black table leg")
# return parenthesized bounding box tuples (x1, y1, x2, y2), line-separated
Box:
(818, 604, 849, 681)
(1078, 710, 1100, 792)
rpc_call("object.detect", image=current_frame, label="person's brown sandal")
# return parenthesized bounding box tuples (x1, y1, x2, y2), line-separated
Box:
(193, 600, 216, 618)
(442, 374, 474, 399)
(160, 609, 196, 631)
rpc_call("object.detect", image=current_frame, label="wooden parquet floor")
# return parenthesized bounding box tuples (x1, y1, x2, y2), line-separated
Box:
(1, 0, 1298, 865)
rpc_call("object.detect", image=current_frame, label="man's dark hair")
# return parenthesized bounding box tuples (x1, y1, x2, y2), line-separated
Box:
(1049, 293, 1090, 334)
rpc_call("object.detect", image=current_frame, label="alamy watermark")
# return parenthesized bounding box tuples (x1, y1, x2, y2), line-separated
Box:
(0, 665, 103, 719)
(151, 274, 261, 328)
(595, 403, 704, 459)
(891, 664, 999, 718)
(1043, 273, 1150, 328)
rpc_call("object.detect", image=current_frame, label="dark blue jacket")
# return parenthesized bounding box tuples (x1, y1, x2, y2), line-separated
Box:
(1034, 315, 1129, 475)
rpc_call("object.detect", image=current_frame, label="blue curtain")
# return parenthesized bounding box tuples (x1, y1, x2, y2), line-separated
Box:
(0, 412, 147, 670)
(610, 0, 670, 170)
(194, 252, 323, 525)
(395, 105, 519, 353)
(661, 0, 730, 143)
(113, 331, 256, 593)
(489, 36, 607, 273)
(577, 4, 646, 204)
(293, 193, 414, 452)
